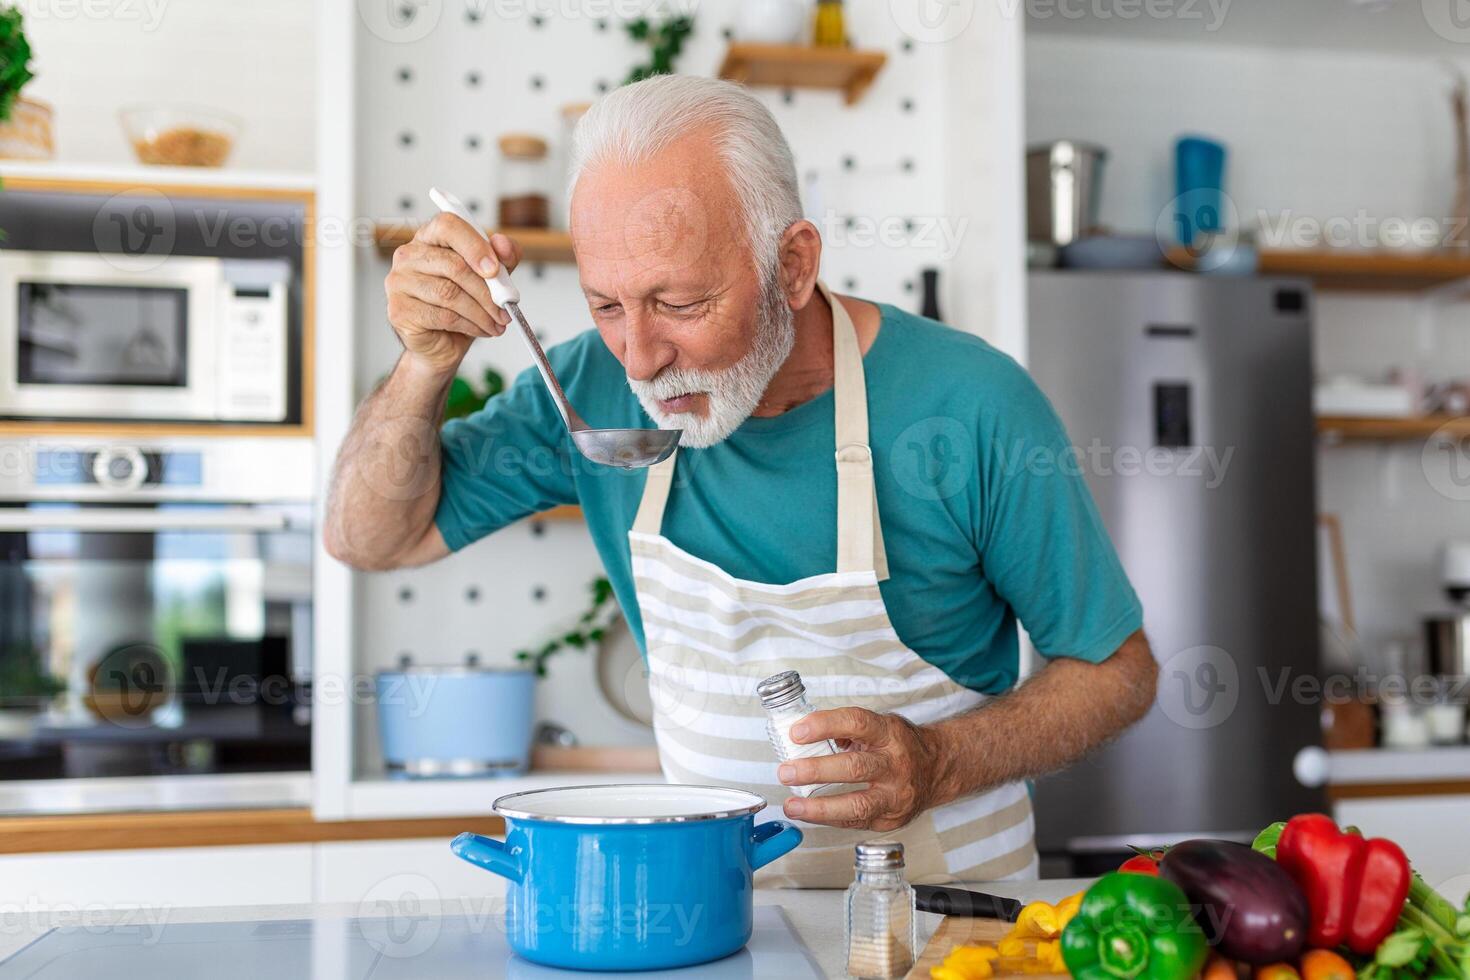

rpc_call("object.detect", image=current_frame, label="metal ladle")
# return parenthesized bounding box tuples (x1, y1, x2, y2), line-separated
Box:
(429, 187, 681, 469)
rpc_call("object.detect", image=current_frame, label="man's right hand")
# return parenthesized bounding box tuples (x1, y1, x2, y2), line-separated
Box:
(384, 212, 524, 375)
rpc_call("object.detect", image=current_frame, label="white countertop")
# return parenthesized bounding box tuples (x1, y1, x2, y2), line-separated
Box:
(0, 880, 1092, 979)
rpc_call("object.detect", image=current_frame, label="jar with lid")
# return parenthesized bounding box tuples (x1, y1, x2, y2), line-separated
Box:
(498, 133, 550, 229)
(845, 840, 915, 979)
(756, 670, 841, 798)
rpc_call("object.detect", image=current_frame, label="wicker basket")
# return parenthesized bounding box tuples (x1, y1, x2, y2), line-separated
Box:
(0, 97, 55, 160)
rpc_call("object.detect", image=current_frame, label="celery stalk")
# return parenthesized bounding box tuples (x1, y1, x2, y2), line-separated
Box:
(1409, 872, 1470, 940)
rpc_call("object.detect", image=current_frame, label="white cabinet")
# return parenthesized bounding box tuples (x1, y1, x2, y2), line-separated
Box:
(1334, 795, 1470, 904)
(0, 844, 314, 910)
(0, 838, 509, 913)
(313, 838, 507, 905)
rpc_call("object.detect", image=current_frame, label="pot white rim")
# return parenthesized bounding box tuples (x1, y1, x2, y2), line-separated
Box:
(494, 783, 767, 825)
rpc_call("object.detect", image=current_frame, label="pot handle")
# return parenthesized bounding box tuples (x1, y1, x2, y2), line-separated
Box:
(450, 832, 524, 883)
(749, 819, 803, 870)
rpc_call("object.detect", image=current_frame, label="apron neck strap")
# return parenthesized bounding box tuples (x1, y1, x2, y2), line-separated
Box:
(630, 281, 888, 581)
(822, 281, 887, 580)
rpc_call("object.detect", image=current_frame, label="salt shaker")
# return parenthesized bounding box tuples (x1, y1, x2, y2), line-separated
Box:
(756, 670, 840, 798)
(845, 840, 915, 979)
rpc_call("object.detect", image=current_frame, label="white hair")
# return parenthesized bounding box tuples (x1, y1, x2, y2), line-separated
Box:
(567, 74, 804, 277)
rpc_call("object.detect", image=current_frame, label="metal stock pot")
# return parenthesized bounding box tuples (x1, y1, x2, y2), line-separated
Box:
(451, 784, 803, 971)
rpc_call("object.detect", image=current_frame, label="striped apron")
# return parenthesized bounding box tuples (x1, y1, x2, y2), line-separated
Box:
(629, 281, 1038, 888)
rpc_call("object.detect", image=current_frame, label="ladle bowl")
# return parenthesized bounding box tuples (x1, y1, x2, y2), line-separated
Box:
(429, 187, 682, 469)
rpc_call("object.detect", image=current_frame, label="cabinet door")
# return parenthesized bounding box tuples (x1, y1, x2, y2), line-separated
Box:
(1335, 796, 1470, 903)
(314, 838, 507, 906)
(0, 844, 313, 910)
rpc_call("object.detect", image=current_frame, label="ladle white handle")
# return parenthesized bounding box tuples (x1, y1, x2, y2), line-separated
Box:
(428, 186, 520, 306)
(429, 185, 580, 433)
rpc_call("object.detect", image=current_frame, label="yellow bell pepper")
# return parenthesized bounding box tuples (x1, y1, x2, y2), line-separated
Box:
(996, 937, 1027, 958)
(1035, 939, 1066, 972)
(947, 945, 1000, 967)
(1054, 892, 1084, 931)
(932, 954, 994, 980)
(932, 966, 977, 980)
(1014, 900, 1060, 939)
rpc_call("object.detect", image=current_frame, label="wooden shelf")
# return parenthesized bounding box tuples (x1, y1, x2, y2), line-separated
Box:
(534, 504, 583, 521)
(530, 744, 660, 772)
(718, 43, 887, 106)
(373, 224, 574, 263)
(1316, 415, 1470, 440)
(0, 160, 315, 193)
(0, 808, 504, 855)
(1167, 246, 1470, 292)
(1260, 249, 1470, 292)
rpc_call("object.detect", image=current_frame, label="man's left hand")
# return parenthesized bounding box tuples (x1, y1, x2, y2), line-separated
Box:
(777, 706, 949, 831)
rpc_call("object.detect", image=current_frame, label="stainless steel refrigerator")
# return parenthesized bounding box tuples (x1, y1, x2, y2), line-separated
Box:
(1026, 271, 1324, 870)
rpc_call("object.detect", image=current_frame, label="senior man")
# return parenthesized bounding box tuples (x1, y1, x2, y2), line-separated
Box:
(327, 74, 1157, 886)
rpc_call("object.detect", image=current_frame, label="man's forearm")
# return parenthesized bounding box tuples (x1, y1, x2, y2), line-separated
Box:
(324, 353, 456, 570)
(920, 629, 1158, 807)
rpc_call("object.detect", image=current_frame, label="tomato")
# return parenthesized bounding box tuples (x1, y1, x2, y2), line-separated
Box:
(1118, 854, 1160, 875)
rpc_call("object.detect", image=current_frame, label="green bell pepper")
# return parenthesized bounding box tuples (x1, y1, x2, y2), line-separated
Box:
(1061, 872, 1209, 980)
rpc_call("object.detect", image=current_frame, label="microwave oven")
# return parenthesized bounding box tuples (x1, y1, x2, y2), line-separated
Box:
(0, 250, 291, 424)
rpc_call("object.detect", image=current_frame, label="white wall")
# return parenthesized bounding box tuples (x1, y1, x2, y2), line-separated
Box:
(1025, 34, 1454, 239)
(18, 0, 315, 171)
(1026, 33, 1470, 662)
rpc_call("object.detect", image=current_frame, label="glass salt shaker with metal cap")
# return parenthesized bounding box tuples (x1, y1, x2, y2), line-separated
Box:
(846, 840, 916, 979)
(756, 669, 841, 798)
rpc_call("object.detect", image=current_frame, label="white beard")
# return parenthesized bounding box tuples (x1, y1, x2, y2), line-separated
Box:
(627, 280, 796, 449)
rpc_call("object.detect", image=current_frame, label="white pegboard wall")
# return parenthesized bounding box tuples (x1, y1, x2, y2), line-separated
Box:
(349, 1, 963, 755)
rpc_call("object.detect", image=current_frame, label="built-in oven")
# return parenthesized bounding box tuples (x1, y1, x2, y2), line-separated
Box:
(0, 438, 313, 784)
(0, 251, 290, 424)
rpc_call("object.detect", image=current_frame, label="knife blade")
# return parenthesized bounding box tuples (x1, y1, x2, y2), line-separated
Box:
(912, 884, 1023, 921)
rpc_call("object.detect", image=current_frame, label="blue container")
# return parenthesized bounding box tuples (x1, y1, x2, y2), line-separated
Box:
(451, 784, 803, 972)
(1174, 135, 1228, 240)
(376, 664, 535, 777)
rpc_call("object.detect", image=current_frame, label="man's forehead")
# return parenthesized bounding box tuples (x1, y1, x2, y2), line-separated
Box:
(569, 138, 742, 270)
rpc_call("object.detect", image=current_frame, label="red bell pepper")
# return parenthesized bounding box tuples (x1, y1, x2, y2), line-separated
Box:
(1274, 813, 1411, 955)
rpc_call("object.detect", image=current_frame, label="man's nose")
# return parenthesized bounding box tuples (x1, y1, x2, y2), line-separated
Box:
(622, 311, 674, 383)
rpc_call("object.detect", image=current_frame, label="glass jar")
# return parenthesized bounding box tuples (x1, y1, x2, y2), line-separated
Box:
(497, 133, 550, 229)
(845, 840, 915, 979)
(756, 670, 840, 798)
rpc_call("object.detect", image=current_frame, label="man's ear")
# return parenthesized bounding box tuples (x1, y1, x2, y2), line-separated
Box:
(777, 220, 823, 311)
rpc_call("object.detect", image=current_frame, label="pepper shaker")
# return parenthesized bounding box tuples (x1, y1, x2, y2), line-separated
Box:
(845, 840, 915, 979)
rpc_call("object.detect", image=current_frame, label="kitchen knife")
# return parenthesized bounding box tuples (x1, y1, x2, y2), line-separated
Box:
(912, 883, 1023, 921)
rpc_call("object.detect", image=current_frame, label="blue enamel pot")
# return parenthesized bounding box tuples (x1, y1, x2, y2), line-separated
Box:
(451, 784, 802, 972)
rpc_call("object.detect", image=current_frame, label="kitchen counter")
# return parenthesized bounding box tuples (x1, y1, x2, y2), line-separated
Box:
(0, 879, 1092, 978)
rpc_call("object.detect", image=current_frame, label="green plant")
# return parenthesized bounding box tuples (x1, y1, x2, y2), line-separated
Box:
(0, 644, 65, 705)
(443, 366, 505, 423)
(515, 576, 618, 677)
(0, 4, 34, 123)
(623, 13, 694, 85)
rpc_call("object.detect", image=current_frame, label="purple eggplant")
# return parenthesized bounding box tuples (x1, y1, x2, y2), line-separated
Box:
(1158, 838, 1310, 965)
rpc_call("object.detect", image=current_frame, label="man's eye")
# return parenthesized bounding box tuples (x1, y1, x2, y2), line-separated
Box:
(662, 301, 699, 313)
(595, 303, 620, 314)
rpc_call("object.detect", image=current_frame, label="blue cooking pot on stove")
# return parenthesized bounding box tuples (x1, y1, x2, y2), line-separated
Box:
(451, 784, 802, 972)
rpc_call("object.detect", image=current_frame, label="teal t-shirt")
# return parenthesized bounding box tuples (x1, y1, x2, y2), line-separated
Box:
(434, 302, 1142, 693)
